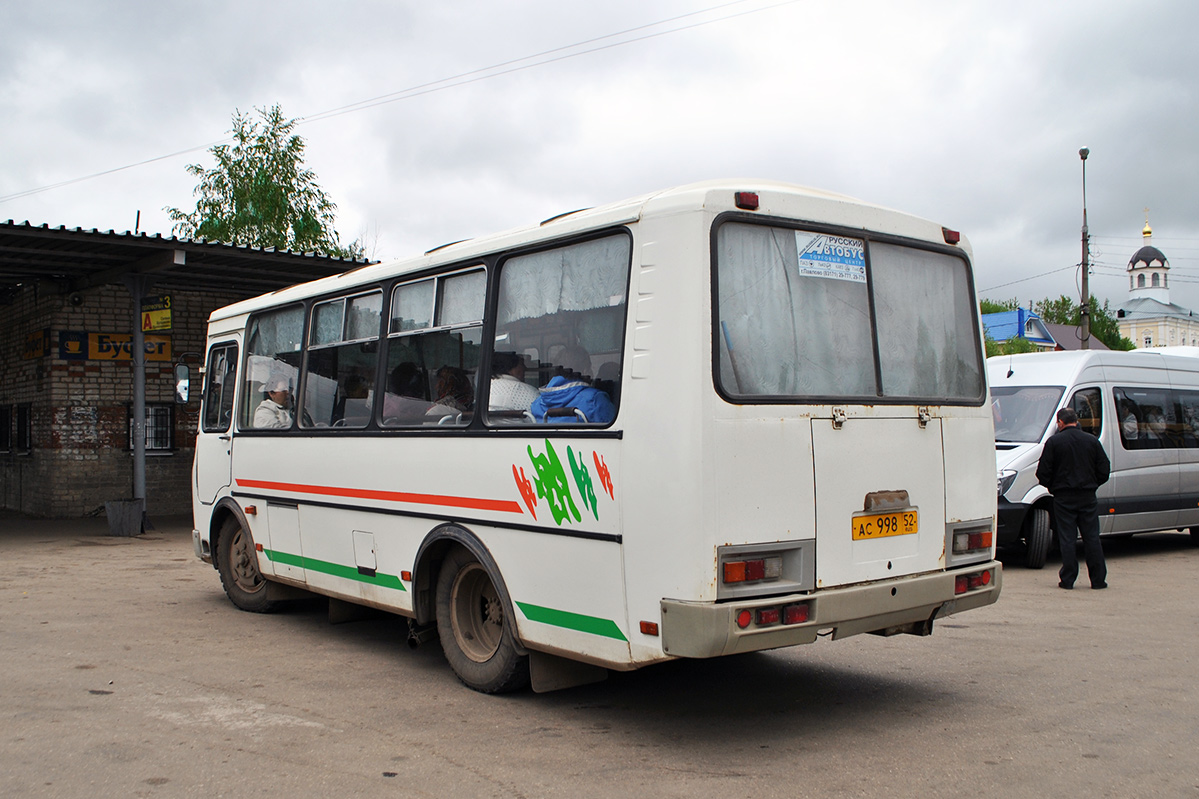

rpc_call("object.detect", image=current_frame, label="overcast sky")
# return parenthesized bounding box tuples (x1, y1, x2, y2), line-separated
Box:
(3, 0, 1197, 312)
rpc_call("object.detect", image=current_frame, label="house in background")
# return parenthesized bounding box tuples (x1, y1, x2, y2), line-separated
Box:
(980, 308, 1057, 350)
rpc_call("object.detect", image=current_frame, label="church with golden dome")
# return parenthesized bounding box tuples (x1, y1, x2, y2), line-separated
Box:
(1117, 220, 1199, 347)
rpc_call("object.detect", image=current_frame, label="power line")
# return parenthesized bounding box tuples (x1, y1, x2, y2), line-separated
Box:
(980, 264, 1077, 293)
(0, 0, 800, 206)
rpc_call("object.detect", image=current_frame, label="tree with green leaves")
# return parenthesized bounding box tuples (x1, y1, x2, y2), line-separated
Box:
(166, 105, 362, 259)
(979, 297, 1021, 315)
(1033, 294, 1135, 351)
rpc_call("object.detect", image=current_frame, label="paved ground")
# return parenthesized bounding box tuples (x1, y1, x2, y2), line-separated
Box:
(2, 510, 1198, 798)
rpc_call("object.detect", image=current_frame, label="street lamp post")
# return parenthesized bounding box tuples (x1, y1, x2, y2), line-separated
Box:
(1079, 147, 1091, 349)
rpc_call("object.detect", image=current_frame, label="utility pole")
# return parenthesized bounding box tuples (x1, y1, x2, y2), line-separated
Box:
(1079, 147, 1091, 349)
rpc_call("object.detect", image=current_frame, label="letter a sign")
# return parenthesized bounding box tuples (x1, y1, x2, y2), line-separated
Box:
(141, 295, 173, 331)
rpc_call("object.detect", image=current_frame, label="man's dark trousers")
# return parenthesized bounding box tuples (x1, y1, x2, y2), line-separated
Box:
(1053, 488, 1106, 588)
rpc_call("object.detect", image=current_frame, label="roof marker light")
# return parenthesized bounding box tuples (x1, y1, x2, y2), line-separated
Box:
(735, 191, 760, 211)
(942, 227, 961, 245)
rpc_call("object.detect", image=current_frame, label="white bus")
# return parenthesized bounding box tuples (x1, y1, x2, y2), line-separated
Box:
(189, 180, 1001, 693)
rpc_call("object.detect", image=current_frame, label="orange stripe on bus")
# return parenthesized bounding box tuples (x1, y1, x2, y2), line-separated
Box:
(235, 478, 524, 514)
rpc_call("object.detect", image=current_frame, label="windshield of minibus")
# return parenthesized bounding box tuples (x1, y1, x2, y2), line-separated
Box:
(714, 222, 984, 402)
(991, 385, 1064, 443)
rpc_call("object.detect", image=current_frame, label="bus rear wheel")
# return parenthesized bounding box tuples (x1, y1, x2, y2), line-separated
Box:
(435, 547, 529, 693)
(217, 516, 277, 613)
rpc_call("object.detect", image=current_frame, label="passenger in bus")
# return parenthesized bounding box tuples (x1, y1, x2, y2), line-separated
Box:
(530, 345, 615, 424)
(253, 376, 293, 428)
(1141, 405, 1167, 447)
(1119, 399, 1140, 443)
(433, 366, 473, 412)
(382, 363, 432, 423)
(488, 351, 540, 412)
(333, 373, 372, 426)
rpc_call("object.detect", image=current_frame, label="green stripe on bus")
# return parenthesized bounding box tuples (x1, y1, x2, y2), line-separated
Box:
(516, 601, 627, 641)
(262, 548, 407, 591)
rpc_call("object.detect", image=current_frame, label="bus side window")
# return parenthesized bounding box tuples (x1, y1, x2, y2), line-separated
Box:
(382, 269, 484, 427)
(241, 306, 303, 430)
(488, 234, 629, 426)
(201, 343, 238, 433)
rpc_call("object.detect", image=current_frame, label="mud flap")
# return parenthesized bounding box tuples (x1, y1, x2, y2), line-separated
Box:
(529, 651, 608, 693)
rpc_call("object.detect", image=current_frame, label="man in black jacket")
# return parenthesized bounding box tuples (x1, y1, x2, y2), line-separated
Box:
(1036, 407, 1112, 589)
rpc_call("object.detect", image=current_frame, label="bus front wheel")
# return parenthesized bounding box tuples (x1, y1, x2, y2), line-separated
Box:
(216, 516, 277, 613)
(1024, 508, 1052, 570)
(435, 547, 529, 693)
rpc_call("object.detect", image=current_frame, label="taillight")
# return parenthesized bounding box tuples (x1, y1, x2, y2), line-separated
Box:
(955, 569, 994, 595)
(953, 530, 994, 554)
(755, 608, 780, 625)
(782, 603, 809, 624)
(722, 556, 782, 584)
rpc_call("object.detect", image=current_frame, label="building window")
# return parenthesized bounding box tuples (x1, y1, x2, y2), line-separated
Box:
(128, 403, 174, 451)
(15, 404, 32, 454)
(1138, 274, 1146, 288)
(1152, 272, 1161, 287)
(0, 405, 11, 452)
(1144, 333, 1153, 348)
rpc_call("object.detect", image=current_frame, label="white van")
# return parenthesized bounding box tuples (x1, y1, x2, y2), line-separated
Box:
(989, 347, 1199, 567)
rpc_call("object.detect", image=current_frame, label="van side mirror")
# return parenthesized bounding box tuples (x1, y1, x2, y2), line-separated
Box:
(174, 363, 190, 404)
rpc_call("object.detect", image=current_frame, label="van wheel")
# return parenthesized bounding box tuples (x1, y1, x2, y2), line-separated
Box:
(435, 547, 529, 693)
(216, 516, 277, 613)
(1025, 508, 1052, 569)
(1190, 527, 1199, 546)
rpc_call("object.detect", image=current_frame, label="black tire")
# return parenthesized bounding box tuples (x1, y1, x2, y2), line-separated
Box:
(435, 547, 529, 693)
(1190, 527, 1199, 546)
(1025, 508, 1052, 569)
(216, 516, 278, 613)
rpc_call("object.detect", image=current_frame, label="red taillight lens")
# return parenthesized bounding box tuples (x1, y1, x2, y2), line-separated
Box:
(736, 610, 753, 629)
(956, 569, 993, 595)
(756, 608, 780, 625)
(782, 604, 809, 625)
(745, 559, 765, 581)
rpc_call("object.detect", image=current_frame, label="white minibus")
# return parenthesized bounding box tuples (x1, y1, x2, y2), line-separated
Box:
(190, 180, 1001, 692)
(991, 347, 1199, 567)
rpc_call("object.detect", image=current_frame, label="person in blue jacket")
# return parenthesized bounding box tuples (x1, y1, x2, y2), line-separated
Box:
(530, 345, 615, 424)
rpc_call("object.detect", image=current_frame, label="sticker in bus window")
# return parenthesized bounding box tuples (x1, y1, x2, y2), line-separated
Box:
(794, 232, 866, 283)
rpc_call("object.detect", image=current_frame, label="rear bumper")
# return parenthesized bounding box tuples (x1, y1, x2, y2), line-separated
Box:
(660, 562, 1002, 658)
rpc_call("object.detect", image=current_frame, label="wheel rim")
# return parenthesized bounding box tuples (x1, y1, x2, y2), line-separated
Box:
(450, 563, 504, 663)
(229, 527, 266, 594)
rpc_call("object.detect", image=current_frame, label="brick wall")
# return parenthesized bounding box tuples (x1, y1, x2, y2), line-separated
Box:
(1, 283, 244, 517)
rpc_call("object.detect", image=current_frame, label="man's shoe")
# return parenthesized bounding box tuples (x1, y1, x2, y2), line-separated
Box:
(1091, 582, 1107, 590)
(1058, 582, 1073, 589)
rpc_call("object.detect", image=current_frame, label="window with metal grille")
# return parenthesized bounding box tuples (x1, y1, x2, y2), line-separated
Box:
(15, 404, 32, 454)
(0, 405, 11, 452)
(128, 403, 174, 451)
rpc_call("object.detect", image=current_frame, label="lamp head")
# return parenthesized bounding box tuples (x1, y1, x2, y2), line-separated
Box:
(1079, 147, 1090, 161)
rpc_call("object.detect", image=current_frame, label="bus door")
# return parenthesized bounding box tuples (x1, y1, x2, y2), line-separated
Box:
(196, 340, 239, 504)
(810, 413, 946, 587)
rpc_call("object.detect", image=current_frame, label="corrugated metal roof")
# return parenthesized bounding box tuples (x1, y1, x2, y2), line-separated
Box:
(0, 220, 372, 299)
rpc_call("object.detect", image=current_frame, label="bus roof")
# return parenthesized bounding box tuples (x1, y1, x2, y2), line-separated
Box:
(208, 179, 970, 324)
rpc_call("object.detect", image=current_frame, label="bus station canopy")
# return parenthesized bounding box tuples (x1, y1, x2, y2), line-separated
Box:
(0, 220, 368, 300)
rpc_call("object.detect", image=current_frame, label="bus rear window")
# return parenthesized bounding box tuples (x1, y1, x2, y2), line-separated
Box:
(714, 222, 983, 403)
